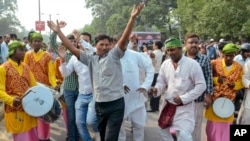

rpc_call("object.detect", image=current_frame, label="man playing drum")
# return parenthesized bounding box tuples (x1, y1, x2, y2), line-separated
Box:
(205, 43, 244, 141)
(0, 40, 39, 141)
(23, 32, 57, 141)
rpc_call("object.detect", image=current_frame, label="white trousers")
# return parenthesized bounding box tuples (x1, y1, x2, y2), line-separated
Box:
(160, 128, 193, 141)
(118, 107, 146, 141)
(119, 121, 144, 141)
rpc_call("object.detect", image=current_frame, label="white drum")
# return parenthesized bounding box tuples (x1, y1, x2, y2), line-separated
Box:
(212, 97, 235, 118)
(22, 85, 62, 123)
(37, 82, 60, 98)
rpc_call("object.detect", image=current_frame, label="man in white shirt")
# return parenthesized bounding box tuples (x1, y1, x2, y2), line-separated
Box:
(150, 38, 206, 141)
(119, 48, 154, 141)
(58, 45, 99, 141)
(234, 43, 250, 111)
(148, 41, 163, 112)
(234, 43, 250, 67)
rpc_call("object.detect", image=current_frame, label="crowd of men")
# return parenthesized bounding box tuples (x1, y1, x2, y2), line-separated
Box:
(0, 2, 250, 141)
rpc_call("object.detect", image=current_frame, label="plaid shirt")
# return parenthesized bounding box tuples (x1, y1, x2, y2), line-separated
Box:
(50, 32, 79, 91)
(185, 53, 213, 102)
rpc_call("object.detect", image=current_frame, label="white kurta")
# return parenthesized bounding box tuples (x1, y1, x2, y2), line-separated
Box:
(238, 61, 250, 124)
(155, 56, 206, 133)
(121, 49, 154, 125)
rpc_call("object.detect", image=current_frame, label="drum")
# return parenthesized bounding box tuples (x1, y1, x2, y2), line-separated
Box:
(40, 99, 62, 123)
(212, 97, 235, 118)
(22, 85, 62, 123)
(57, 84, 66, 109)
(37, 82, 59, 98)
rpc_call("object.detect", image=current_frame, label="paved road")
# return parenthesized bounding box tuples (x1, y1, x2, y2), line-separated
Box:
(0, 111, 207, 141)
(0, 98, 207, 141)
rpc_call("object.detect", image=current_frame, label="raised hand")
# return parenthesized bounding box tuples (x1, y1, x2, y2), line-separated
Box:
(58, 21, 67, 28)
(47, 20, 60, 33)
(72, 29, 80, 41)
(131, 3, 145, 18)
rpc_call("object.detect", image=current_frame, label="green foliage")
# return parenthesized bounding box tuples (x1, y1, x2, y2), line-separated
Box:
(173, 0, 250, 41)
(82, 0, 177, 38)
(106, 13, 127, 36)
(0, 0, 21, 34)
(82, 0, 250, 41)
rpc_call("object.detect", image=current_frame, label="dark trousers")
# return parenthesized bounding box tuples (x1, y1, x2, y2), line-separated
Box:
(149, 73, 160, 111)
(95, 97, 125, 141)
(234, 89, 245, 111)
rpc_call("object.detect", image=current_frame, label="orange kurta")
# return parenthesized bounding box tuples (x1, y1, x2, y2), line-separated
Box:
(0, 59, 37, 133)
(205, 59, 243, 122)
(23, 50, 57, 87)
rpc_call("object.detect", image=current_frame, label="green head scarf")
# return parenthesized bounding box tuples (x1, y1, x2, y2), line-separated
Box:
(8, 40, 25, 57)
(222, 43, 240, 54)
(164, 38, 182, 48)
(30, 32, 43, 42)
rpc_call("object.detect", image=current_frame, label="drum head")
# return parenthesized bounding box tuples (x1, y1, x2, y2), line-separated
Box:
(212, 97, 235, 118)
(22, 86, 54, 117)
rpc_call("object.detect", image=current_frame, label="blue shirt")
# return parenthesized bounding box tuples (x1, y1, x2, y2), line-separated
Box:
(0, 42, 8, 63)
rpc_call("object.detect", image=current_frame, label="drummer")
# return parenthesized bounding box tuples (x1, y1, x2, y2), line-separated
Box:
(0, 40, 39, 141)
(23, 31, 57, 141)
(205, 43, 244, 141)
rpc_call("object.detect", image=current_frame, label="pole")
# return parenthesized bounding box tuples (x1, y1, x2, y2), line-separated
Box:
(38, 0, 41, 33)
(49, 14, 51, 35)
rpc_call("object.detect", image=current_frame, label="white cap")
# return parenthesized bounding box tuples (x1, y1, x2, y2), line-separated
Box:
(219, 38, 224, 43)
(210, 38, 215, 42)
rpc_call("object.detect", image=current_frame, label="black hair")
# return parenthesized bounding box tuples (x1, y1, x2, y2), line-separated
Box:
(10, 33, 17, 39)
(94, 34, 111, 45)
(218, 42, 227, 51)
(154, 41, 163, 49)
(81, 32, 92, 42)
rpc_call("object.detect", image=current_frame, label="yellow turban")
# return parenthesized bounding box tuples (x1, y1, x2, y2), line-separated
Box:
(222, 43, 240, 54)
(164, 38, 182, 48)
(30, 32, 43, 42)
(8, 40, 25, 57)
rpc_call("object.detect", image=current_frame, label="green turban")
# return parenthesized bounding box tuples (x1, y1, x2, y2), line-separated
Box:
(30, 32, 43, 42)
(8, 40, 25, 57)
(222, 43, 240, 54)
(164, 38, 182, 48)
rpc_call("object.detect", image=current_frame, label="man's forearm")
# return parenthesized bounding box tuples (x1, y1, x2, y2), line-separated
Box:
(118, 17, 136, 51)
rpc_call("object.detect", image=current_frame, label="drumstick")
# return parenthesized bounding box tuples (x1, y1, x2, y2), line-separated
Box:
(21, 90, 36, 100)
(221, 97, 226, 108)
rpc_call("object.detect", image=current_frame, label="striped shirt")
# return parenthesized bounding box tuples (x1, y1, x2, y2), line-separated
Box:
(50, 32, 79, 91)
(185, 53, 213, 102)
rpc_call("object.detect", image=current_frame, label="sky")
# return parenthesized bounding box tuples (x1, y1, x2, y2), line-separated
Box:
(16, 0, 93, 35)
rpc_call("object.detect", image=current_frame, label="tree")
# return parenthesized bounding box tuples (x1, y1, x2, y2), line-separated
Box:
(173, 0, 250, 40)
(83, 0, 177, 37)
(0, 0, 21, 34)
